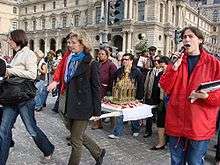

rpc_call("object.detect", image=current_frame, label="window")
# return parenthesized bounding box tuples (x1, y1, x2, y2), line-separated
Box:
(213, 10, 218, 22)
(34, 6, 36, 12)
(159, 3, 163, 22)
(76, 0, 79, 5)
(95, 7, 101, 24)
(74, 15, 79, 27)
(12, 22, 17, 30)
(24, 21, 28, 31)
(13, 7, 17, 14)
(138, 1, 145, 21)
(63, 16, 67, 27)
(42, 18, 45, 29)
(43, 4, 46, 11)
(52, 17, 56, 29)
(25, 7, 27, 14)
(33, 20, 36, 31)
(172, 6, 175, 24)
(53, 1, 56, 9)
(64, 0, 67, 7)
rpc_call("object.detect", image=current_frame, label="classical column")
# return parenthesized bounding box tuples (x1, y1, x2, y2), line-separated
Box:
(124, 0, 128, 20)
(122, 32, 127, 52)
(45, 37, 49, 54)
(144, 1, 148, 21)
(34, 38, 39, 51)
(127, 31, 132, 52)
(93, 8, 96, 25)
(128, 0, 133, 19)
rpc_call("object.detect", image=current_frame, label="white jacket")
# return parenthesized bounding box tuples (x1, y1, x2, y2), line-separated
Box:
(7, 46, 37, 80)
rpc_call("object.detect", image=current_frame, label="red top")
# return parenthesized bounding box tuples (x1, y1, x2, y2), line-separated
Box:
(53, 50, 71, 94)
(160, 48, 220, 140)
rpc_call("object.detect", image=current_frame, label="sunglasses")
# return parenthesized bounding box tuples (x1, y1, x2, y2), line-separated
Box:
(122, 58, 129, 61)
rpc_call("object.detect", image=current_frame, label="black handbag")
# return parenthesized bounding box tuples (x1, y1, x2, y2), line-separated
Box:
(0, 77, 37, 106)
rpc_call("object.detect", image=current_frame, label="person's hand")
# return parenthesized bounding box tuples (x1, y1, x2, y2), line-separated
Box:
(189, 90, 209, 103)
(172, 52, 184, 71)
(90, 116, 101, 121)
(47, 81, 59, 92)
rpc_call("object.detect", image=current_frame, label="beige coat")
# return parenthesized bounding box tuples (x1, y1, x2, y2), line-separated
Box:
(7, 46, 37, 80)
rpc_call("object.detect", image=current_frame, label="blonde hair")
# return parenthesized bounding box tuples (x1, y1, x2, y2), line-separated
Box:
(69, 29, 92, 54)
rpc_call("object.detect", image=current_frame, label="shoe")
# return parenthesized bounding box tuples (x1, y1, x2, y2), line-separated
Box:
(108, 134, 119, 139)
(143, 132, 152, 138)
(103, 118, 110, 123)
(39, 154, 53, 164)
(95, 149, 106, 165)
(35, 107, 43, 112)
(10, 140, 15, 148)
(150, 145, 166, 150)
(66, 135, 71, 141)
(133, 133, 139, 137)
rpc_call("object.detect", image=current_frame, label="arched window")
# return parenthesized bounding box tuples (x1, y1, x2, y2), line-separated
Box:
(13, 7, 17, 14)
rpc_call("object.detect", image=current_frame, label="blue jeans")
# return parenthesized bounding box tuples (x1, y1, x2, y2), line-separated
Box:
(169, 136, 209, 165)
(113, 116, 140, 136)
(0, 100, 54, 165)
(34, 80, 47, 109)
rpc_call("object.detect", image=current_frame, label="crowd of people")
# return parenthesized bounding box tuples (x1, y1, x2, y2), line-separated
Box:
(0, 26, 220, 165)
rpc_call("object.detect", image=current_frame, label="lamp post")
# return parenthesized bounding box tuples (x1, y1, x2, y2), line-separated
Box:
(101, 0, 109, 46)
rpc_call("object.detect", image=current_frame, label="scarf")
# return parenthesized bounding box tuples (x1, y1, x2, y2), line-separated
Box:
(66, 51, 85, 83)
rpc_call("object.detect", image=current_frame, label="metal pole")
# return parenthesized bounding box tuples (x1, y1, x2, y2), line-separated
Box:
(197, 1, 200, 28)
(102, 0, 109, 44)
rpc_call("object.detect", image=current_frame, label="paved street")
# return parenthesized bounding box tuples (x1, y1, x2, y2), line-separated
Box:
(7, 96, 217, 165)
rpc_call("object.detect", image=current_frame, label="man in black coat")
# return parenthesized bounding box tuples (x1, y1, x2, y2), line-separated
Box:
(108, 53, 144, 139)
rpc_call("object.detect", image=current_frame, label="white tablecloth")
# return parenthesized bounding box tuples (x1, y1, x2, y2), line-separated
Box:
(101, 103, 153, 121)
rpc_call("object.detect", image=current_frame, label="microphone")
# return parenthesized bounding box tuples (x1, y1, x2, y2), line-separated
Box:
(171, 44, 190, 64)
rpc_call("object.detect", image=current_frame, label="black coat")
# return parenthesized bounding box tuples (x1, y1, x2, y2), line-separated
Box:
(65, 53, 101, 120)
(113, 66, 144, 100)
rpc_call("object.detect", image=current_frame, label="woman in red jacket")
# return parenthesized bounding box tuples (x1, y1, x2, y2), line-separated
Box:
(160, 26, 220, 165)
(48, 31, 105, 165)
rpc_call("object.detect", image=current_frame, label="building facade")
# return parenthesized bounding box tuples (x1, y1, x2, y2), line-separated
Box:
(0, 0, 19, 57)
(1, 0, 220, 57)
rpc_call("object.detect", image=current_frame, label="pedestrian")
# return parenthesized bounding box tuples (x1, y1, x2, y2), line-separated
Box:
(91, 48, 117, 129)
(150, 56, 170, 150)
(0, 29, 54, 165)
(160, 26, 220, 164)
(143, 55, 162, 138)
(108, 53, 144, 139)
(47, 30, 105, 165)
(34, 50, 48, 111)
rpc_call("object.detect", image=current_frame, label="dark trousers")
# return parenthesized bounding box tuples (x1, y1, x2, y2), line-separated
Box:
(68, 120, 102, 165)
(145, 107, 157, 134)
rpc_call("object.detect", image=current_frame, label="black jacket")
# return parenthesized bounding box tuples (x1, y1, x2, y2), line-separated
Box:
(65, 53, 101, 120)
(113, 66, 144, 100)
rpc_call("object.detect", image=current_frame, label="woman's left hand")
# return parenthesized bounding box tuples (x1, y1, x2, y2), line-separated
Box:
(189, 90, 209, 103)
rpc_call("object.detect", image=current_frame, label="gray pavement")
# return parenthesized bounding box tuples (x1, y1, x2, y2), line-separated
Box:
(7, 96, 217, 165)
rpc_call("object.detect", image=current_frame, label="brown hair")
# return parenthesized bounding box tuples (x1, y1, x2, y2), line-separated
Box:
(9, 29, 28, 49)
(181, 26, 204, 48)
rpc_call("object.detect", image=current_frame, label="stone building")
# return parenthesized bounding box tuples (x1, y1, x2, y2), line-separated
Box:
(0, 0, 19, 57)
(1, 0, 220, 57)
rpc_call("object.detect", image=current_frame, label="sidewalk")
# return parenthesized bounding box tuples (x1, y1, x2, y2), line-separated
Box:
(7, 96, 217, 165)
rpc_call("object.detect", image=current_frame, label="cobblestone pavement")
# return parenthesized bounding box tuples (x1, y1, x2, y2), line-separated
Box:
(7, 96, 217, 165)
